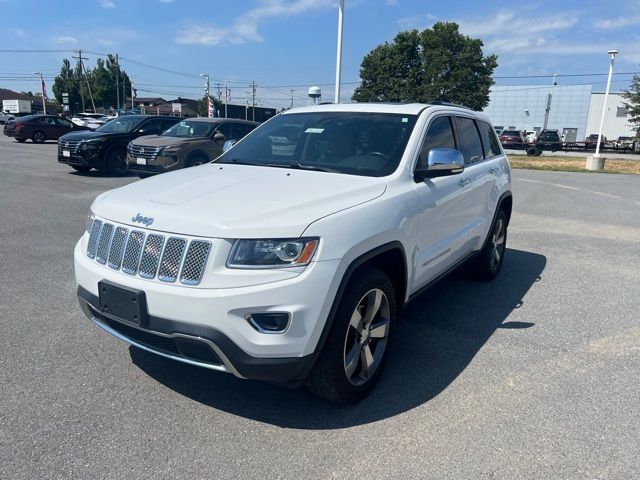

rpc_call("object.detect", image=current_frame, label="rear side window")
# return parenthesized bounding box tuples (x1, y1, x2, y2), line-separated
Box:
(478, 121, 502, 158)
(215, 123, 233, 139)
(418, 116, 456, 169)
(139, 118, 164, 135)
(455, 116, 483, 165)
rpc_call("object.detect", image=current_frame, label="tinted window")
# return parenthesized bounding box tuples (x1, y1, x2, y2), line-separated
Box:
(161, 119, 180, 131)
(417, 116, 456, 169)
(54, 117, 72, 127)
(163, 120, 215, 138)
(478, 121, 502, 158)
(456, 117, 484, 164)
(215, 123, 233, 139)
(217, 112, 418, 177)
(139, 118, 164, 135)
(232, 123, 256, 139)
(97, 116, 145, 133)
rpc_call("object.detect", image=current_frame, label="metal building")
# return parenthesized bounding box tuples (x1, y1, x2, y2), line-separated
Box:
(585, 93, 635, 140)
(482, 85, 635, 142)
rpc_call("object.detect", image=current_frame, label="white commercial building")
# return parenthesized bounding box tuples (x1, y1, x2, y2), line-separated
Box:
(482, 85, 635, 142)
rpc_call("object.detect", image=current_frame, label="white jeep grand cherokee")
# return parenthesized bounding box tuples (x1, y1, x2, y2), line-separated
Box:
(75, 103, 512, 403)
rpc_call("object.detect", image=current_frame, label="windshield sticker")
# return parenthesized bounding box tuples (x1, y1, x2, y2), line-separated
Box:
(402, 117, 408, 123)
(305, 128, 325, 134)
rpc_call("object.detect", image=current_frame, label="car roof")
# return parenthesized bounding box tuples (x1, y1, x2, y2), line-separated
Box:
(283, 102, 491, 122)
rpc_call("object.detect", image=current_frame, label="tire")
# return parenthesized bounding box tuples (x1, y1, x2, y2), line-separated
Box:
(306, 266, 396, 403)
(535, 149, 543, 156)
(470, 209, 508, 281)
(15, 137, 26, 143)
(526, 146, 539, 156)
(71, 165, 91, 172)
(186, 155, 207, 168)
(32, 131, 45, 144)
(105, 148, 127, 175)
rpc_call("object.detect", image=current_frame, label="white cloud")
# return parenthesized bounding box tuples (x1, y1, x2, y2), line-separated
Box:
(593, 15, 640, 29)
(52, 35, 79, 44)
(386, 0, 398, 6)
(97, 38, 115, 46)
(9, 28, 27, 37)
(175, 0, 335, 46)
(397, 13, 436, 29)
(101, 0, 115, 7)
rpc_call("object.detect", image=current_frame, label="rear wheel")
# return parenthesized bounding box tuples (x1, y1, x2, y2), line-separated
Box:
(470, 209, 507, 281)
(15, 137, 26, 143)
(526, 146, 539, 156)
(32, 131, 45, 144)
(71, 165, 91, 172)
(306, 267, 396, 403)
(105, 148, 127, 175)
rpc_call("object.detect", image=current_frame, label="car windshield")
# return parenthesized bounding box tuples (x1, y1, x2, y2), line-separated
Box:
(162, 120, 216, 138)
(217, 112, 418, 177)
(96, 116, 144, 133)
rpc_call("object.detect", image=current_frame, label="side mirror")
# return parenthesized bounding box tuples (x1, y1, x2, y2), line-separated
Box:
(137, 128, 147, 135)
(214, 132, 226, 144)
(223, 139, 237, 153)
(414, 148, 465, 182)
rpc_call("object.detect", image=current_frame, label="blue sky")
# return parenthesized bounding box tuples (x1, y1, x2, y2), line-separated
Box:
(0, 0, 638, 109)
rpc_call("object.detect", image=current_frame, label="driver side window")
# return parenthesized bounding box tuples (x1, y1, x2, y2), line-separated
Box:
(417, 116, 457, 169)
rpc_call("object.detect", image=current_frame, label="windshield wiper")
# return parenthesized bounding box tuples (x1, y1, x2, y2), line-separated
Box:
(279, 163, 341, 173)
(219, 158, 264, 166)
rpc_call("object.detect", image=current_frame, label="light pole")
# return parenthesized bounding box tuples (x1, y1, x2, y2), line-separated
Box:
(224, 80, 229, 118)
(334, 0, 345, 104)
(33, 72, 46, 114)
(595, 50, 618, 157)
(542, 73, 557, 131)
(587, 49, 618, 171)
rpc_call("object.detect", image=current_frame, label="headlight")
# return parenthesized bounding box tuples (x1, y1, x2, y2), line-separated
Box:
(86, 210, 95, 234)
(227, 238, 319, 268)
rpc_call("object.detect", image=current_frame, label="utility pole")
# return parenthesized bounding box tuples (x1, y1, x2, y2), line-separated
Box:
(122, 76, 126, 112)
(245, 90, 250, 120)
(215, 83, 222, 102)
(290, 89, 295, 109)
(224, 80, 229, 118)
(115, 53, 120, 113)
(79, 51, 97, 113)
(251, 81, 256, 122)
(73, 49, 85, 112)
(595, 50, 618, 157)
(131, 77, 135, 109)
(34, 72, 46, 114)
(334, 0, 345, 104)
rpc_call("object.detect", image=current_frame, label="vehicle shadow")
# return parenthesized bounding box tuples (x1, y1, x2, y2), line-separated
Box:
(130, 248, 546, 429)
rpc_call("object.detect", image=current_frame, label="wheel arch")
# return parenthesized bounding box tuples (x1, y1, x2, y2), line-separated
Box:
(313, 241, 408, 355)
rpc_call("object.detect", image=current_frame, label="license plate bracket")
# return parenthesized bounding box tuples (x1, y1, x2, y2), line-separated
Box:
(98, 280, 148, 326)
(136, 157, 147, 165)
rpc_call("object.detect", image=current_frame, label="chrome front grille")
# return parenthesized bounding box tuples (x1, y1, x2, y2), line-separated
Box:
(86, 219, 211, 285)
(180, 241, 211, 285)
(129, 144, 160, 161)
(58, 139, 82, 154)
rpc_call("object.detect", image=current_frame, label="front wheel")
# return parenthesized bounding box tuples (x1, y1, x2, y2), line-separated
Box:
(306, 267, 396, 403)
(470, 209, 507, 281)
(105, 148, 127, 175)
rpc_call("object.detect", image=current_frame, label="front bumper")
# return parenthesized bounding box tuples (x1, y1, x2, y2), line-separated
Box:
(126, 152, 180, 175)
(78, 287, 318, 384)
(58, 148, 104, 167)
(74, 235, 343, 383)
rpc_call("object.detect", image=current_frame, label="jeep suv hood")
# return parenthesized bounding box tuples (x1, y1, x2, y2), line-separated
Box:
(93, 164, 386, 238)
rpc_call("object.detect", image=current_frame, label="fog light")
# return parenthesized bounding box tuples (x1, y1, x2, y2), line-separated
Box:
(247, 313, 289, 333)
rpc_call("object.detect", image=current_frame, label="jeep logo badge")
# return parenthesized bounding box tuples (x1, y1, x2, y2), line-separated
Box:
(132, 213, 154, 227)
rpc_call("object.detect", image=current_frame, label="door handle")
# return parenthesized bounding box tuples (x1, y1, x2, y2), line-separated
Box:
(489, 166, 500, 175)
(458, 177, 471, 187)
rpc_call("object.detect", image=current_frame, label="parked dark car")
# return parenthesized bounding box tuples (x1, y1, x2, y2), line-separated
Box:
(585, 134, 607, 150)
(126, 118, 259, 178)
(58, 115, 182, 174)
(535, 129, 562, 152)
(3, 115, 89, 143)
(498, 130, 526, 149)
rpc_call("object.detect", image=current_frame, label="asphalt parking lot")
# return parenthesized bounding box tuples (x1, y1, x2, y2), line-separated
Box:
(1, 134, 639, 479)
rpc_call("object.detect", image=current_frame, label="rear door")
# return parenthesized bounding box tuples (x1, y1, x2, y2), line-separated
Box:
(453, 116, 503, 253)
(54, 117, 74, 137)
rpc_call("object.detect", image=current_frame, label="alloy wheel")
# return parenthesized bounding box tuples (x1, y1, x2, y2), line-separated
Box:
(343, 288, 391, 386)
(490, 218, 506, 271)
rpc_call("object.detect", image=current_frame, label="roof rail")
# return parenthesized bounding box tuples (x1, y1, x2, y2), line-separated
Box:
(430, 100, 473, 110)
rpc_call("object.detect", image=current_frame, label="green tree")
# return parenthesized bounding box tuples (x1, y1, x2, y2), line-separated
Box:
(352, 22, 498, 110)
(197, 96, 223, 117)
(623, 74, 640, 135)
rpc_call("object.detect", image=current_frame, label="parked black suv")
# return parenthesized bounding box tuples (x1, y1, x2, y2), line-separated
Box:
(536, 129, 562, 151)
(58, 115, 181, 173)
